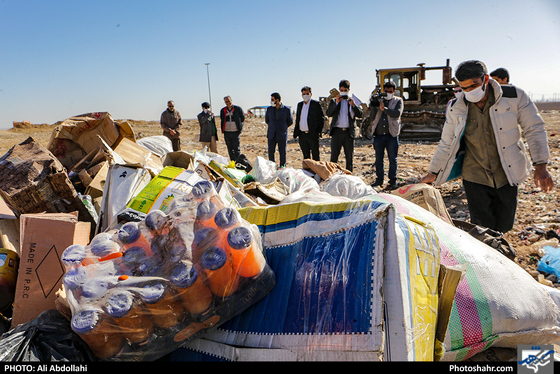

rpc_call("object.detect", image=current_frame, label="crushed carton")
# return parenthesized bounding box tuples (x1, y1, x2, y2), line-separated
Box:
(0, 137, 96, 226)
(12, 212, 90, 327)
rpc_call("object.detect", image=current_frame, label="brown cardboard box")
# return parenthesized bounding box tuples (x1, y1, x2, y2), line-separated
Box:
(11, 212, 90, 327)
(161, 150, 195, 170)
(391, 183, 454, 225)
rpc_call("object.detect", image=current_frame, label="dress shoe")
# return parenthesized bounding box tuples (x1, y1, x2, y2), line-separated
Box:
(371, 180, 383, 187)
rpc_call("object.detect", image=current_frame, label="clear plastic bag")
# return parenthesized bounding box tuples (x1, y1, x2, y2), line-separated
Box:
(62, 180, 275, 361)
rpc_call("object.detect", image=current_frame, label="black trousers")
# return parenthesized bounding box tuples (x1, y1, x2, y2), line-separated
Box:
(463, 180, 518, 233)
(330, 127, 353, 171)
(298, 132, 320, 161)
(223, 131, 241, 162)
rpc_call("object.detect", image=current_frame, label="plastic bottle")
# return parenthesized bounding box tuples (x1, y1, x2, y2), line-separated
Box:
(192, 180, 214, 201)
(200, 246, 239, 298)
(71, 308, 124, 359)
(103, 290, 154, 344)
(144, 210, 170, 235)
(0, 248, 19, 312)
(121, 246, 162, 277)
(138, 283, 184, 329)
(194, 200, 218, 231)
(192, 227, 219, 263)
(225, 226, 266, 278)
(118, 222, 153, 256)
(61, 244, 87, 268)
(214, 207, 241, 230)
(169, 261, 213, 315)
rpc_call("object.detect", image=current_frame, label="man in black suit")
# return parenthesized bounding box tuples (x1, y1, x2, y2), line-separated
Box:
(326, 79, 363, 172)
(293, 86, 326, 161)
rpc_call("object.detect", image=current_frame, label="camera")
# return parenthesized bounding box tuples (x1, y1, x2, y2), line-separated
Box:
(369, 92, 387, 107)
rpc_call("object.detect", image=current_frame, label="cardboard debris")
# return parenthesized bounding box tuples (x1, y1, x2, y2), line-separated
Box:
(390, 183, 454, 225)
(11, 212, 90, 327)
(0, 137, 96, 227)
(47, 113, 135, 172)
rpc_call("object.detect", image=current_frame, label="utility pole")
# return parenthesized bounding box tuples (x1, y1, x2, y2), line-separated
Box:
(205, 63, 212, 109)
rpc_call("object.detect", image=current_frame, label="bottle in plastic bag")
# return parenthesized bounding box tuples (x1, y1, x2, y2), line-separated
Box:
(103, 290, 154, 344)
(200, 246, 239, 298)
(138, 283, 184, 329)
(170, 261, 213, 316)
(225, 226, 266, 278)
(71, 308, 124, 359)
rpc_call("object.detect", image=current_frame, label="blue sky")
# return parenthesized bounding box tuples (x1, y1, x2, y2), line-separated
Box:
(1, 0, 559, 129)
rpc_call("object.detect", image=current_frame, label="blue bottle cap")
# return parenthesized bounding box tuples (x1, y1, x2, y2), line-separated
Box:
(118, 222, 141, 245)
(122, 246, 147, 267)
(63, 266, 88, 290)
(200, 246, 227, 270)
(90, 239, 119, 257)
(192, 180, 213, 199)
(138, 283, 166, 304)
(170, 261, 198, 288)
(71, 309, 101, 334)
(227, 226, 253, 250)
(214, 207, 238, 229)
(61, 244, 87, 266)
(136, 255, 163, 276)
(104, 290, 134, 318)
(145, 210, 168, 232)
(196, 200, 217, 221)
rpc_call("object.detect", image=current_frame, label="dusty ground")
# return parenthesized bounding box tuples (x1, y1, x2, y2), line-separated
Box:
(2, 108, 559, 285)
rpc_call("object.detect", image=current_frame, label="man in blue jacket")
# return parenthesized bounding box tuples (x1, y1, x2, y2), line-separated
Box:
(266, 92, 293, 168)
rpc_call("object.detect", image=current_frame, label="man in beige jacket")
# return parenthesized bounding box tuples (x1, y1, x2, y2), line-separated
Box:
(420, 60, 553, 232)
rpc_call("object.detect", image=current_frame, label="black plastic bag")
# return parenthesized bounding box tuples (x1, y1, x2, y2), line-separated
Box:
(235, 154, 253, 173)
(0, 309, 96, 362)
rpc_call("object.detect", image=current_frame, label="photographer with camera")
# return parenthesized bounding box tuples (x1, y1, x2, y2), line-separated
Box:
(367, 81, 403, 190)
(326, 79, 363, 172)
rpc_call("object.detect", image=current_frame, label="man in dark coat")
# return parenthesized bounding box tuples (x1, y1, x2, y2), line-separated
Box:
(293, 86, 326, 161)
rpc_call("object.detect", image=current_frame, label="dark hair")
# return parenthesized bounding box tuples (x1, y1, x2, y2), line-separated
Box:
(455, 60, 488, 81)
(490, 68, 509, 80)
(301, 86, 312, 93)
(201, 102, 210, 108)
(271, 92, 281, 101)
(383, 81, 396, 89)
(339, 80, 350, 89)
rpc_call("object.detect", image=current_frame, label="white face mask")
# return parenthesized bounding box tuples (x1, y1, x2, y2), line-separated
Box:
(271, 100, 277, 106)
(203, 108, 209, 113)
(464, 80, 487, 103)
(303, 95, 311, 102)
(340, 91, 349, 97)
(385, 93, 393, 100)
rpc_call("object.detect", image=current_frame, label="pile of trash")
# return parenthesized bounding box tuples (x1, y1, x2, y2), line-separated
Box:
(0, 112, 559, 362)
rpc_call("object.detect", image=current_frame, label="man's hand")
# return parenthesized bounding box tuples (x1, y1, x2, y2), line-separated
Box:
(420, 172, 437, 184)
(170, 129, 176, 136)
(534, 164, 554, 192)
(379, 101, 385, 111)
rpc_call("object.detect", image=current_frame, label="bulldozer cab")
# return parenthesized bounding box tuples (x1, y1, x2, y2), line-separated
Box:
(376, 67, 423, 104)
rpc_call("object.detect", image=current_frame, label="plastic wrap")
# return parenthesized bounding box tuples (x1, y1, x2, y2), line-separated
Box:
(61, 180, 275, 361)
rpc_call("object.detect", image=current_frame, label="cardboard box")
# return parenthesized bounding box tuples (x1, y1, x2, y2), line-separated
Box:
(125, 166, 205, 216)
(390, 183, 454, 225)
(11, 212, 90, 327)
(161, 151, 195, 170)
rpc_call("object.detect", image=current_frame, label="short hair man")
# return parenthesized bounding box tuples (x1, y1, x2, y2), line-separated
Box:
(421, 60, 553, 232)
(197, 102, 218, 153)
(326, 80, 363, 172)
(490, 67, 510, 85)
(220, 96, 245, 162)
(265, 92, 293, 168)
(367, 81, 404, 190)
(294, 86, 326, 161)
(160, 100, 182, 151)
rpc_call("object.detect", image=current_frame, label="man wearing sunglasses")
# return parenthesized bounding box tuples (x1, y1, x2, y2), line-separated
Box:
(420, 60, 553, 233)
